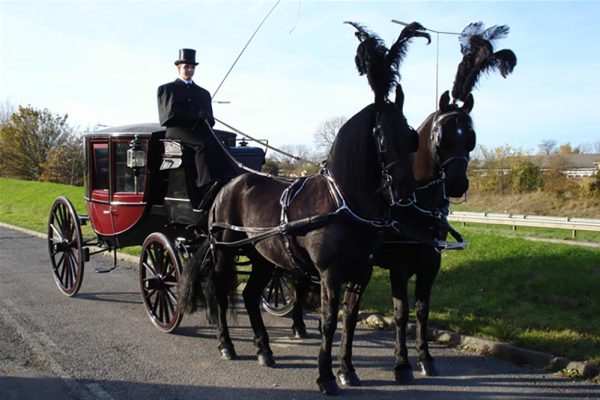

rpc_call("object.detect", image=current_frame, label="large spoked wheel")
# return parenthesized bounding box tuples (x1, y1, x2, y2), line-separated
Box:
(48, 196, 84, 297)
(139, 233, 183, 333)
(261, 268, 296, 317)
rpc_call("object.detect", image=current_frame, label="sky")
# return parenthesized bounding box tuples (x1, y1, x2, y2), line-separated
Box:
(1, 0, 599, 154)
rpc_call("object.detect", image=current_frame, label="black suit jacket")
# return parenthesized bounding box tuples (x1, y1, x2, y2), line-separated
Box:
(157, 79, 215, 144)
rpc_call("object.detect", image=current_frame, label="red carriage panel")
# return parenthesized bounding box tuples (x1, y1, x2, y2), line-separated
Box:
(86, 137, 149, 236)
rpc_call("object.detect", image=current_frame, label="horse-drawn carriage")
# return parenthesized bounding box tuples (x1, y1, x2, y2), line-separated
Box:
(47, 123, 271, 332)
(47, 20, 515, 395)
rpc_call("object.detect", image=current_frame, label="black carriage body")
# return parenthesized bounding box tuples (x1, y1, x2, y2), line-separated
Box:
(84, 123, 264, 248)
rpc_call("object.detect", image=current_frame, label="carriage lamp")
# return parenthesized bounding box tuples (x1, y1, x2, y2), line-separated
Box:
(127, 135, 146, 194)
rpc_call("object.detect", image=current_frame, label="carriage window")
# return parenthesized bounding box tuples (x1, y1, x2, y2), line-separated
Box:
(114, 140, 147, 193)
(91, 143, 109, 190)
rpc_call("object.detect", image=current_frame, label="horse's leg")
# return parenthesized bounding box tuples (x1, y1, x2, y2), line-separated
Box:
(337, 266, 373, 387)
(242, 259, 276, 366)
(390, 264, 414, 384)
(214, 248, 237, 360)
(291, 275, 308, 339)
(414, 249, 441, 376)
(316, 269, 343, 395)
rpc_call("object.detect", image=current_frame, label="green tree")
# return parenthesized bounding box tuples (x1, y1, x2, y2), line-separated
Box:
(0, 105, 75, 182)
(471, 144, 521, 194)
(509, 159, 542, 193)
(40, 134, 84, 185)
(558, 142, 580, 154)
(262, 158, 280, 175)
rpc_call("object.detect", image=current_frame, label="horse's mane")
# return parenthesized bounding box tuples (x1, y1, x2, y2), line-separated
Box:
(413, 112, 437, 183)
(326, 104, 379, 209)
(452, 22, 517, 101)
(345, 21, 430, 106)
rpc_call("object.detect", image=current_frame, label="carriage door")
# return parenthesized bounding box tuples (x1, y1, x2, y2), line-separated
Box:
(88, 138, 147, 236)
(88, 140, 113, 234)
(109, 138, 148, 235)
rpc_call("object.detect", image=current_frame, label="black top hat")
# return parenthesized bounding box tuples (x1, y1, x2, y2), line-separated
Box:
(174, 48, 198, 66)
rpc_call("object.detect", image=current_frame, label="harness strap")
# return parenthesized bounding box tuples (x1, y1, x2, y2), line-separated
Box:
(279, 177, 311, 272)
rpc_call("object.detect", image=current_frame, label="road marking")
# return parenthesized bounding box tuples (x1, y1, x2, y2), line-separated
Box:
(0, 298, 116, 400)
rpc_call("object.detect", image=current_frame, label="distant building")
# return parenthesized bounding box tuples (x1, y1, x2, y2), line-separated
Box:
(472, 153, 600, 177)
(523, 154, 600, 177)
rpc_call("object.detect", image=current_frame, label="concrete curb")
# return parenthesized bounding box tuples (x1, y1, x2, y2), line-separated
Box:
(2, 222, 598, 380)
(358, 312, 599, 380)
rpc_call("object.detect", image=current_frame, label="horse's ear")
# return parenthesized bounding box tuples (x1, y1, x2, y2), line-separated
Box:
(395, 84, 405, 111)
(439, 90, 451, 112)
(462, 93, 474, 113)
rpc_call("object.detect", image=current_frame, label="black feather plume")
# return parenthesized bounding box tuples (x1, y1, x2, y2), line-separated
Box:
(345, 21, 430, 105)
(452, 22, 517, 101)
(387, 22, 431, 92)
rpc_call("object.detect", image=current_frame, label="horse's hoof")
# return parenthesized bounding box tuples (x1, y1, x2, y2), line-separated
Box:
(219, 347, 237, 360)
(418, 360, 439, 376)
(394, 367, 414, 384)
(337, 371, 361, 387)
(317, 379, 341, 396)
(258, 353, 276, 367)
(293, 325, 308, 339)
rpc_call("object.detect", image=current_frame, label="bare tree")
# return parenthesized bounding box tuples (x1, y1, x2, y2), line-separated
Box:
(537, 139, 557, 155)
(578, 140, 600, 154)
(0, 100, 15, 126)
(313, 116, 347, 154)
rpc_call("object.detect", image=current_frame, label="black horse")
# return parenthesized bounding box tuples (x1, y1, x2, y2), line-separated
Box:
(285, 22, 517, 386)
(180, 22, 430, 395)
(342, 22, 517, 385)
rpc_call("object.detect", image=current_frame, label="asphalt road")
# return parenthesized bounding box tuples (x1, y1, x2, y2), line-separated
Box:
(0, 226, 598, 400)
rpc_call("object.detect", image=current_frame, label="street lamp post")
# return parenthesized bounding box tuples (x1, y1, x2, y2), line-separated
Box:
(391, 20, 460, 109)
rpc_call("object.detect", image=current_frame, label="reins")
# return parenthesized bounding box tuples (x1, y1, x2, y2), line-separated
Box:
(210, 167, 398, 249)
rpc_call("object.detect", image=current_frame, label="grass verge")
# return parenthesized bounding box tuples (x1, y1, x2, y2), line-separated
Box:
(360, 229, 600, 364)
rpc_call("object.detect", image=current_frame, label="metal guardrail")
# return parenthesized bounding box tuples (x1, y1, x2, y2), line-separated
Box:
(448, 211, 600, 238)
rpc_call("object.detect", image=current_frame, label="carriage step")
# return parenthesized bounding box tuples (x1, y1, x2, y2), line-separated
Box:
(94, 266, 117, 274)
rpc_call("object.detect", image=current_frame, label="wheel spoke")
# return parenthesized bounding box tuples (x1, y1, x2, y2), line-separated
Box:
(144, 288, 157, 301)
(56, 255, 67, 287)
(53, 252, 65, 272)
(49, 223, 64, 242)
(165, 286, 178, 304)
(265, 279, 276, 303)
(147, 247, 158, 272)
(62, 250, 72, 288)
(142, 260, 157, 277)
(152, 290, 161, 313)
(67, 250, 79, 286)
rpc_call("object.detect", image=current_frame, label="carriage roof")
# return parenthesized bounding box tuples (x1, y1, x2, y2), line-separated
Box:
(87, 123, 238, 146)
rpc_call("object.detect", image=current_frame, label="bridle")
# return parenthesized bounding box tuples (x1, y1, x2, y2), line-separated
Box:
(417, 109, 474, 205)
(372, 111, 416, 208)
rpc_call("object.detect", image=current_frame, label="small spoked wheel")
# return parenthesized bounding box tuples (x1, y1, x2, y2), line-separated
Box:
(261, 268, 296, 317)
(48, 196, 84, 296)
(139, 233, 183, 333)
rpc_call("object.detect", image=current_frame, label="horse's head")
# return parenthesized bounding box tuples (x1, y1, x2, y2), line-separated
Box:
(428, 90, 476, 198)
(327, 84, 417, 217)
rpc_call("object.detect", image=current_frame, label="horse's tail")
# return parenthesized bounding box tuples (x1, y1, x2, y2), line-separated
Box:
(179, 239, 218, 323)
